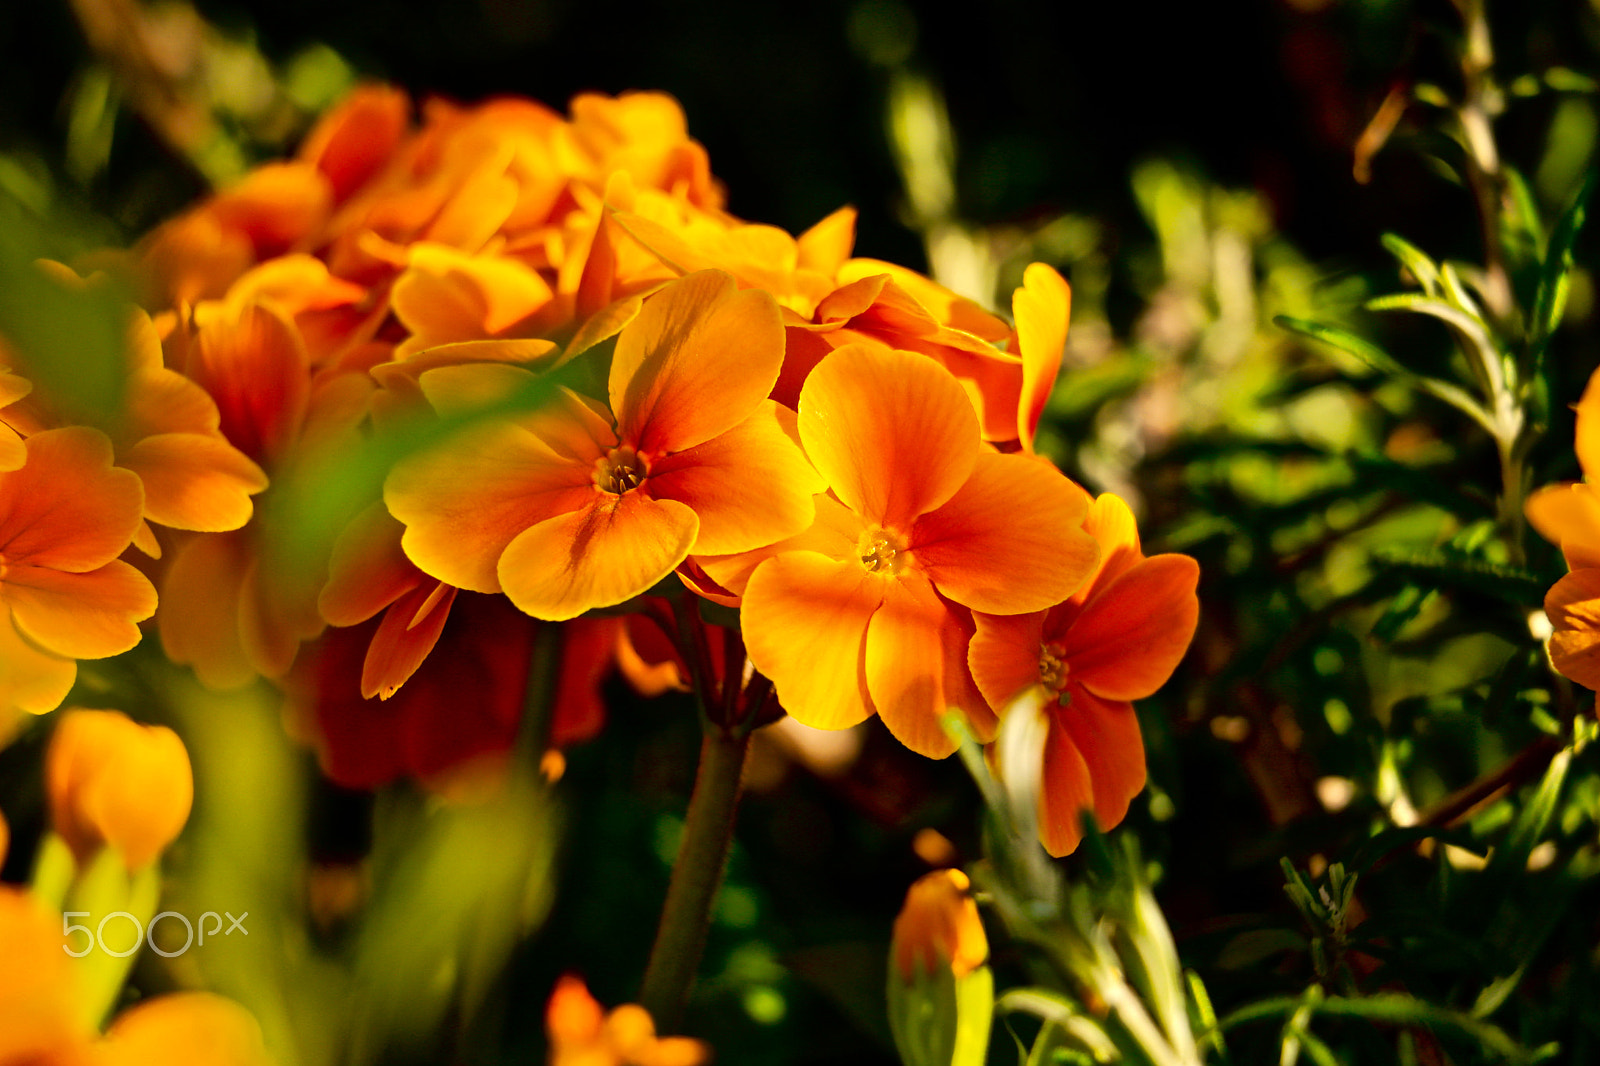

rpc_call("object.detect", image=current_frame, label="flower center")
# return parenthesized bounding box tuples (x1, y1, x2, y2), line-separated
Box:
(593, 446, 647, 496)
(1037, 643, 1069, 692)
(857, 527, 908, 575)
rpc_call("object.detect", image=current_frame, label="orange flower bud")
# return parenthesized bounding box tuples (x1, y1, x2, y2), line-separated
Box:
(46, 709, 194, 871)
(545, 974, 707, 1066)
(891, 869, 988, 982)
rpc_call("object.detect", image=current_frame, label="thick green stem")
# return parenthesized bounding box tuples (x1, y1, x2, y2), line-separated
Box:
(638, 724, 750, 1032)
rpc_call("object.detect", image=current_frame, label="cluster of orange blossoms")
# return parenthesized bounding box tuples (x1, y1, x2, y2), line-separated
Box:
(1, 86, 1199, 853)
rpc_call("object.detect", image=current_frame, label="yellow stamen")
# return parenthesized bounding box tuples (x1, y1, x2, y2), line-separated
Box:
(857, 527, 908, 575)
(1038, 643, 1069, 691)
(593, 446, 647, 495)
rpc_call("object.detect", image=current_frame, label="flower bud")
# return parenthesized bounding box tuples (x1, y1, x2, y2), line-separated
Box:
(887, 869, 993, 1066)
(47, 709, 194, 871)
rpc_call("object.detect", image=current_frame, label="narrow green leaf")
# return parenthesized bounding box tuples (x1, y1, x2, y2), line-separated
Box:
(1380, 233, 1442, 296)
(1367, 547, 1545, 606)
(1531, 167, 1596, 357)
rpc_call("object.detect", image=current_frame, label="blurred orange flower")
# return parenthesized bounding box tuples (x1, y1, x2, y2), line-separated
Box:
(46, 708, 193, 870)
(740, 344, 1098, 757)
(968, 492, 1199, 855)
(545, 974, 706, 1066)
(1526, 364, 1600, 570)
(891, 868, 987, 982)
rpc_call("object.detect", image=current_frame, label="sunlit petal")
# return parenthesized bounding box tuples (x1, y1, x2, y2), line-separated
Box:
(1063, 553, 1200, 701)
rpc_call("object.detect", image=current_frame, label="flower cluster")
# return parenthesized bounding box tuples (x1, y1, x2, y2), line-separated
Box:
(3, 85, 1197, 849)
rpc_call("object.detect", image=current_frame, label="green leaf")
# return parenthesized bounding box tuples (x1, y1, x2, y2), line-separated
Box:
(1276, 315, 1496, 434)
(1367, 547, 1545, 606)
(1220, 993, 1549, 1063)
(1380, 234, 1442, 296)
(0, 195, 127, 427)
(1531, 167, 1596, 358)
(1489, 747, 1571, 878)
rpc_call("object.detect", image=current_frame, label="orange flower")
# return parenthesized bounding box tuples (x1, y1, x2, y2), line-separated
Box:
(738, 345, 1098, 757)
(891, 868, 987, 982)
(544, 975, 707, 1066)
(0, 428, 156, 722)
(1543, 568, 1600, 692)
(46, 708, 193, 870)
(1527, 363, 1600, 569)
(0, 885, 91, 1066)
(99, 992, 275, 1066)
(968, 493, 1199, 856)
(386, 269, 822, 621)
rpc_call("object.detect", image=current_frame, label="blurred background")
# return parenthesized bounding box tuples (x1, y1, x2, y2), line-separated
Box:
(4, 0, 1600, 1063)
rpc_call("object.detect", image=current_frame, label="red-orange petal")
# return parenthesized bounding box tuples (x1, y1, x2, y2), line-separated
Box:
(0, 427, 144, 572)
(611, 270, 785, 454)
(797, 344, 977, 529)
(743, 552, 881, 730)
(865, 574, 991, 758)
(6, 561, 156, 659)
(1062, 553, 1199, 701)
(319, 503, 421, 626)
(648, 401, 823, 555)
(913, 451, 1096, 614)
(1055, 687, 1145, 836)
(1013, 263, 1070, 452)
(1038, 712, 1096, 857)
(968, 610, 1050, 712)
(362, 581, 457, 699)
(498, 493, 698, 621)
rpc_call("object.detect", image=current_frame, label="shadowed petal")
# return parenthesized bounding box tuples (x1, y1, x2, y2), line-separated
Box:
(362, 582, 457, 699)
(798, 344, 977, 529)
(158, 532, 256, 689)
(743, 552, 881, 730)
(499, 493, 698, 620)
(0, 618, 76, 719)
(968, 610, 1049, 712)
(865, 574, 990, 758)
(648, 401, 823, 555)
(914, 452, 1096, 614)
(1547, 567, 1600, 690)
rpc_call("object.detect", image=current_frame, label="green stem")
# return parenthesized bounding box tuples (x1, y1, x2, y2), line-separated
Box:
(638, 723, 750, 1032)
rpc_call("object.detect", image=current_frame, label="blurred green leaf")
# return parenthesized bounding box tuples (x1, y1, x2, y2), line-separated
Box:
(1530, 167, 1596, 359)
(1368, 547, 1544, 606)
(1380, 234, 1441, 297)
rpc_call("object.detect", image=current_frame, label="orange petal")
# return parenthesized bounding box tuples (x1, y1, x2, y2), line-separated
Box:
(158, 532, 257, 690)
(694, 491, 864, 598)
(1013, 263, 1070, 453)
(498, 493, 698, 621)
(101, 991, 272, 1066)
(1063, 553, 1199, 701)
(648, 400, 823, 555)
(1575, 365, 1600, 479)
(387, 420, 597, 593)
(7, 561, 155, 659)
(48, 709, 193, 870)
(362, 582, 457, 699)
(1547, 568, 1600, 690)
(120, 432, 267, 532)
(1038, 713, 1096, 857)
(796, 206, 858, 274)
(0, 886, 92, 1063)
(1069, 491, 1142, 605)
(865, 574, 991, 758)
(0, 427, 143, 572)
(0, 616, 77, 718)
(191, 302, 311, 465)
(0, 425, 23, 472)
(1055, 688, 1145, 835)
(299, 84, 411, 203)
(968, 610, 1050, 712)
(1526, 481, 1600, 557)
(797, 344, 978, 529)
(611, 270, 785, 454)
(913, 452, 1096, 614)
(125, 365, 224, 437)
(742, 552, 881, 730)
